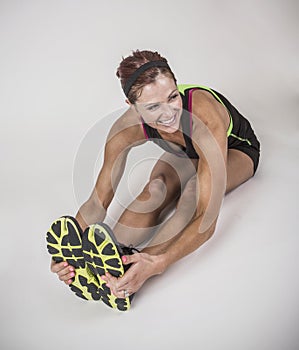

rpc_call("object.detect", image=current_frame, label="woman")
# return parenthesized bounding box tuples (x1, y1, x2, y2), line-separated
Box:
(47, 50, 260, 311)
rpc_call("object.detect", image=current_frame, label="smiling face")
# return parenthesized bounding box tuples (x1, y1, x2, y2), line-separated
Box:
(133, 75, 183, 134)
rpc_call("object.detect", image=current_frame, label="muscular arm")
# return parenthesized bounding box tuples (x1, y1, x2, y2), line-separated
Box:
(75, 108, 145, 230)
(75, 139, 129, 230)
(160, 90, 227, 270)
(50, 107, 145, 284)
(157, 91, 229, 270)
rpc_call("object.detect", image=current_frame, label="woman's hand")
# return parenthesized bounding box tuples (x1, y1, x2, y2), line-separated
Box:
(101, 252, 165, 298)
(50, 259, 76, 285)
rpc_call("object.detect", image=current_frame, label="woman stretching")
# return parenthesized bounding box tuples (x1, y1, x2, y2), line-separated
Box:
(47, 49, 260, 311)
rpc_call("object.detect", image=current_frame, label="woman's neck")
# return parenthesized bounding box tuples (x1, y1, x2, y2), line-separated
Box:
(159, 128, 186, 148)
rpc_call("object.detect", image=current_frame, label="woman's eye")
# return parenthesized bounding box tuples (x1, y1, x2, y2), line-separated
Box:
(170, 94, 178, 100)
(147, 104, 159, 111)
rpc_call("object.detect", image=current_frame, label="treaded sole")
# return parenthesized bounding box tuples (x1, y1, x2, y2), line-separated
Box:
(82, 222, 131, 311)
(46, 216, 101, 301)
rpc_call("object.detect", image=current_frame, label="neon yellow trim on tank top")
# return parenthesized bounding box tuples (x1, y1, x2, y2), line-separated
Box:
(230, 133, 252, 146)
(177, 84, 233, 137)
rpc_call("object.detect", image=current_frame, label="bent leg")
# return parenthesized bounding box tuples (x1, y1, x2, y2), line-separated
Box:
(143, 174, 198, 254)
(143, 148, 256, 254)
(113, 153, 197, 246)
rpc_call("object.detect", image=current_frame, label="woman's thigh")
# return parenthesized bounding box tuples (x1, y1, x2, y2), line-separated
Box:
(148, 152, 198, 210)
(226, 148, 255, 193)
(119, 152, 197, 222)
(113, 153, 197, 245)
(149, 149, 254, 211)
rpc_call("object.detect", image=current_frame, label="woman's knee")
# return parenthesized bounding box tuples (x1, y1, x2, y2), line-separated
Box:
(132, 176, 169, 215)
(135, 173, 180, 216)
(139, 175, 166, 200)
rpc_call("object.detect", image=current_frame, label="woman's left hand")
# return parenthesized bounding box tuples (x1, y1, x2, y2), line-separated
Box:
(101, 252, 164, 298)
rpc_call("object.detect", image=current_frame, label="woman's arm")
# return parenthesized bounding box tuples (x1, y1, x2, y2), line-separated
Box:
(75, 108, 146, 231)
(156, 89, 229, 268)
(50, 107, 145, 284)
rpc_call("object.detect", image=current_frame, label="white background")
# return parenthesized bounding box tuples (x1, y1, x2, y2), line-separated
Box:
(0, 1, 298, 349)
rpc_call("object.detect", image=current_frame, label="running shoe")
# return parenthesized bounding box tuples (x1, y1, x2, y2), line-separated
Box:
(82, 222, 138, 311)
(46, 216, 101, 301)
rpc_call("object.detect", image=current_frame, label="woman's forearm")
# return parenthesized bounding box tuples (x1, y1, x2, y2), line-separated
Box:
(158, 215, 217, 272)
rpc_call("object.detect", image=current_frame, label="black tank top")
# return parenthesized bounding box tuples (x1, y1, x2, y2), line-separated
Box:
(141, 87, 199, 159)
(141, 84, 256, 159)
(141, 105, 198, 159)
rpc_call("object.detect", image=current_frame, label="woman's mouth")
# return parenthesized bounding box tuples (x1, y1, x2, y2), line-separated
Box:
(157, 113, 176, 126)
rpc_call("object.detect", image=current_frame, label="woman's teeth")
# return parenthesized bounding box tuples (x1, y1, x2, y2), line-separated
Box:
(159, 114, 176, 126)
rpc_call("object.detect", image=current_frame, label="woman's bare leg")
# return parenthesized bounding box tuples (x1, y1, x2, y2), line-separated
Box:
(142, 148, 255, 255)
(112, 153, 197, 246)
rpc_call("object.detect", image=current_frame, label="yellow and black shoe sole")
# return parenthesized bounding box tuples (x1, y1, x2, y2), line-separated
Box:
(82, 223, 131, 311)
(46, 216, 101, 301)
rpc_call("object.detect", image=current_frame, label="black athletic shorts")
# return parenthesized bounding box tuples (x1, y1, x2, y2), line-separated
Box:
(214, 90, 261, 174)
(228, 128, 260, 174)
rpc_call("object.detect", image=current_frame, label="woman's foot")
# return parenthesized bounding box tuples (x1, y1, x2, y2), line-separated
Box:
(82, 222, 136, 311)
(46, 216, 101, 301)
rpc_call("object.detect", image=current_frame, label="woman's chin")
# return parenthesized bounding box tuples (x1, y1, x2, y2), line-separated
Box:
(158, 125, 179, 134)
(158, 117, 181, 134)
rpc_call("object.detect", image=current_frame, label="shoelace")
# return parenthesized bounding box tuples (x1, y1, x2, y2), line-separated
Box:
(119, 243, 140, 256)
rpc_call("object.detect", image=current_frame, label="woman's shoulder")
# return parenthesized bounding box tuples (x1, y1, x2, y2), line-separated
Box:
(107, 107, 145, 145)
(191, 88, 230, 133)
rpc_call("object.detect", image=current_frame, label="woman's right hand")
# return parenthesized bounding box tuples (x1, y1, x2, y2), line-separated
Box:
(50, 259, 76, 285)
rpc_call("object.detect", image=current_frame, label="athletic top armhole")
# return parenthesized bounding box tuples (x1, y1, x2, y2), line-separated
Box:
(139, 116, 149, 139)
(178, 84, 233, 137)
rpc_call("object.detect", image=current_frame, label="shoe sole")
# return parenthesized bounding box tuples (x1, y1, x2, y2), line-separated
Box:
(46, 216, 101, 301)
(82, 222, 131, 311)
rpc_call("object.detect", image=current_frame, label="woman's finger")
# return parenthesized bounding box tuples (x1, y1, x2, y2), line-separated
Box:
(58, 270, 75, 282)
(50, 260, 68, 273)
(57, 266, 74, 278)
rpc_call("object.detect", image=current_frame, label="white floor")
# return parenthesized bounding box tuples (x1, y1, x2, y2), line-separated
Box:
(1, 1, 298, 349)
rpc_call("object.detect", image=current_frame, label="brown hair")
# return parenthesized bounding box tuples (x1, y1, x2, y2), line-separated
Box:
(116, 50, 177, 103)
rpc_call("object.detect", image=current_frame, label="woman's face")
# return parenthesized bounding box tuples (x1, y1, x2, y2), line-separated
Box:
(134, 75, 183, 134)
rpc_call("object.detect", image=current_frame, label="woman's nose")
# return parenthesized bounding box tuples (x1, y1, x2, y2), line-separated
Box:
(160, 103, 173, 116)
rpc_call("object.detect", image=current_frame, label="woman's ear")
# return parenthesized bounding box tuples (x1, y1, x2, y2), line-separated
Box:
(126, 99, 139, 113)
